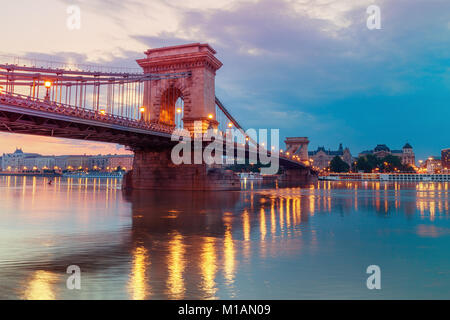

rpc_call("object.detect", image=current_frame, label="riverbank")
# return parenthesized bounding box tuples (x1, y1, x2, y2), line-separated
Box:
(0, 172, 61, 177)
(320, 173, 450, 182)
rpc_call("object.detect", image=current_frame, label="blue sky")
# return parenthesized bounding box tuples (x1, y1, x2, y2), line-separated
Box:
(0, 0, 449, 160)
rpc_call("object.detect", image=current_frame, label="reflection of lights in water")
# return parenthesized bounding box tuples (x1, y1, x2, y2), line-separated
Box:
(31, 177, 36, 204)
(279, 198, 284, 231)
(242, 209, 251, 260)
(22, 176, 27, 196)
(200, 237, 217, 299)
(260, 207, 267, 241)
(430, 202, 435, 221)
(167, 232, 186, 299)
(309, 194, 315, 215)
(286, 198, 291, 228)
(128, 246, 149, 300)
(292, 198, 297, 225)
(23, 270, 58, 300)
(271, 200, 276, 235)
(295, 198, 301, 225)
(242, 210, 250, 241)
(223, 226, 236, 287)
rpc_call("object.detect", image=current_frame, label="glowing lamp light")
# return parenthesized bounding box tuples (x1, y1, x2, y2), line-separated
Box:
(228, 122, 233, 128)
(44, 81, 52, 88)
(208, 114, 213, 119)
(139, 106, 145, 113)
(100, 109, 106, 115)
(176, 108, 182, 114)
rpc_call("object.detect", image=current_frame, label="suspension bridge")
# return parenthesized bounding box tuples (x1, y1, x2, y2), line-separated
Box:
(0, 43, 314, 190)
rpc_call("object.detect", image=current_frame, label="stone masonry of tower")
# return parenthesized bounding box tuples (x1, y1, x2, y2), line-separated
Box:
(136, 43, 222, 133)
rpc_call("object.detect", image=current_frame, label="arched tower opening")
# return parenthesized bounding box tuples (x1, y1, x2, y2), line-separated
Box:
(159, 86, 184, 127)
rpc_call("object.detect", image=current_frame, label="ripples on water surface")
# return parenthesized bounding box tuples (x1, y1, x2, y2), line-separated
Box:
(0, 176, 449, 299)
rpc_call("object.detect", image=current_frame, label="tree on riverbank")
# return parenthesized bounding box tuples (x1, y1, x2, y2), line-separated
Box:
(354, 154, 415, 173)
(329, 156, 350, 173)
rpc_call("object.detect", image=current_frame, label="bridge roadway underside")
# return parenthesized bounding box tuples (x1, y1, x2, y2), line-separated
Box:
(0, 103, 175, 150)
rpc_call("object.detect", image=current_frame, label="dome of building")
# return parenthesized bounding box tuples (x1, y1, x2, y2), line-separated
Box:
(374, 144, 390, 152)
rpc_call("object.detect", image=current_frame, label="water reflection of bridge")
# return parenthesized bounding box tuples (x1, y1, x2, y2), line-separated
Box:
(4, 177, 448, 299)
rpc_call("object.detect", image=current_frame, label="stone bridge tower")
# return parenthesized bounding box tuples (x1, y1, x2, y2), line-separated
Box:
(136, 43, 222, 133)
(124, 43, 240, 191)
(285, 137, 310, 163)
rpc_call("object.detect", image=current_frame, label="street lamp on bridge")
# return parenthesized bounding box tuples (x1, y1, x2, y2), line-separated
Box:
(44, 81, 52, 101)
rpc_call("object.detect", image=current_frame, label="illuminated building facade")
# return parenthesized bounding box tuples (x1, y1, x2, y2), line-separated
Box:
(1, 148, 133, 172)
(442, 149, 450, 169)
(308, 143, 353, 170)
(359, 143, 415, 166)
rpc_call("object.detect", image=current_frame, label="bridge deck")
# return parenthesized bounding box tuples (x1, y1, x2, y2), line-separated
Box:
(0, 93, 307, 169)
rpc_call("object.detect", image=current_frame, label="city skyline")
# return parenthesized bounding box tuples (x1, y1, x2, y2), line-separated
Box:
(0, 0, 449, 160)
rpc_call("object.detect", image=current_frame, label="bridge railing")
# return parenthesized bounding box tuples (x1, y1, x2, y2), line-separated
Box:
(0, 92, 175, 134)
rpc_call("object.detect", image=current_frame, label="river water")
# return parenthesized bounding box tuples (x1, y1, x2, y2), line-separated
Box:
(0, 176, 448, 299)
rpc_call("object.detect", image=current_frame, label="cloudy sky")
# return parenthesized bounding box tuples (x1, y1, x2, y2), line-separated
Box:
(1, 0, 449, 159)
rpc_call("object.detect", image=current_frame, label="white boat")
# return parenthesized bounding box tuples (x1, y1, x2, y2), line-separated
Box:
(239, 172, 263, 180)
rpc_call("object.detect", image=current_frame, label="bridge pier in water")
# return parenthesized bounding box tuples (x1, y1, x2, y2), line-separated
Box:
(280, 168, 318, 184)
(123, 149, 240, 191)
